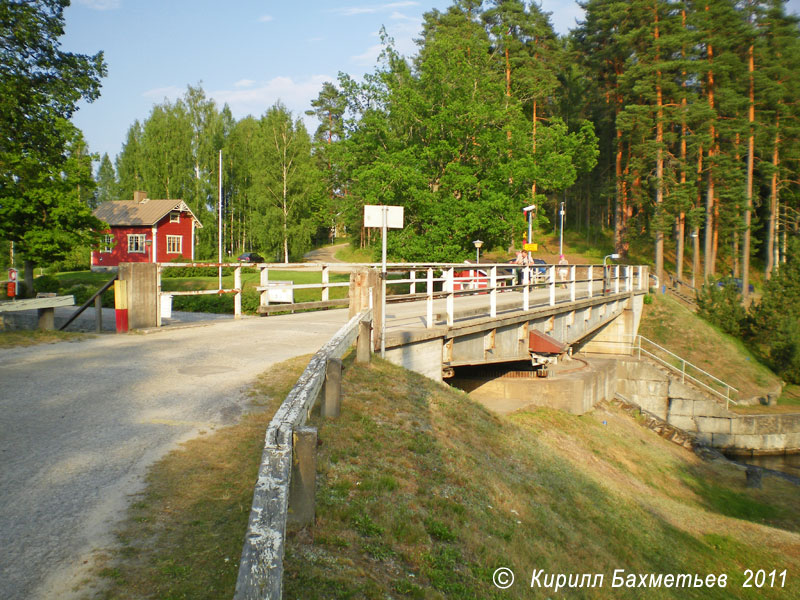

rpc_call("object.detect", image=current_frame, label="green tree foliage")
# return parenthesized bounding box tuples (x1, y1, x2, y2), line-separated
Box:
(251, 103, 320, 263)
(95, 153, 117, 207)
(0, 0, 106, 292)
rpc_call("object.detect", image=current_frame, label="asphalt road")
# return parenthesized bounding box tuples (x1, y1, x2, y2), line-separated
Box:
(0, 310, 349, 600)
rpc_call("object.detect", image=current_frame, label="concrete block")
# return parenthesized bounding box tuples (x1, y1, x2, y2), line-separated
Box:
(668, 379, 709, 403)
(781, 433, 800, 450)
(667, 415, 697, 432)
(385, 338, 443, 382)
(694, 416, 732, 435)
(753, 416, 781, 435)
(759, 434, 786, 451)
(711, 433, 736, 449)
(732, 434, 762, 450)
(356, 320, 372, 364)
(776, 414, 800, 433)
(731, 416, 756, 435)
(668, 398, 695, 417)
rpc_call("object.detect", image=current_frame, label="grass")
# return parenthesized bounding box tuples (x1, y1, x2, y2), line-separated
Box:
(639, 293, 784, 405)
(87, 355, 800, 600)
(0, 329, 90, 347)
(334, 243, 374, 263)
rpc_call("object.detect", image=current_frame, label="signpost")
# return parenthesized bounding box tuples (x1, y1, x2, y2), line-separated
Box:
(364, 205, 404, 358)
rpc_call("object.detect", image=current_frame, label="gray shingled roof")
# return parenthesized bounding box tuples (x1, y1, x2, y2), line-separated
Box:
(93, 199, 203, 228)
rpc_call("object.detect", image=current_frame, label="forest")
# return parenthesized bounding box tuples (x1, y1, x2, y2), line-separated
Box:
(87, 0, 799, 296)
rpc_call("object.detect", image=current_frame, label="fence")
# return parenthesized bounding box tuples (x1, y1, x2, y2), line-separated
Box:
(155, 261, 648, 326)
(233, 309, 373, 600)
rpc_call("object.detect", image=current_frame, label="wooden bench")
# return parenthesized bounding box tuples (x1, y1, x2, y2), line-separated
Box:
(0, 295, 75, 330)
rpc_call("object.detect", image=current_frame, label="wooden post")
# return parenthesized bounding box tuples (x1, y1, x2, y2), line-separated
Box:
(322, 358, 342, 418)
(446, 268, 454, 327)
(95, 295, 103, 333)
(321, 265, 329, 302)
(357, 319, 372, 364)
(288, 426, 317, 526)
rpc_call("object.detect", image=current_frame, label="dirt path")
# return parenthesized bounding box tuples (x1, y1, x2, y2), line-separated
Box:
(0, 310, 349, 600)
(303, 243, 348, 263)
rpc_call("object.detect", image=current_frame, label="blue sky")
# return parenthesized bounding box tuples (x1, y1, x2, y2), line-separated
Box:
(62, 0, 800, 165)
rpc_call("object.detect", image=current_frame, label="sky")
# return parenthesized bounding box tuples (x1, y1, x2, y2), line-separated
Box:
(62, 0, 800, 165)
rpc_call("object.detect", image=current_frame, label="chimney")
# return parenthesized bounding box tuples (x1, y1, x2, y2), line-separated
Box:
(133, 191, 148, 204)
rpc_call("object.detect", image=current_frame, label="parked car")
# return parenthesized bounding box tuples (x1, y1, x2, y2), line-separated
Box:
(237, 252, 264, 263)
(715, 276, 754, 294)
(531, 258, 548, 276)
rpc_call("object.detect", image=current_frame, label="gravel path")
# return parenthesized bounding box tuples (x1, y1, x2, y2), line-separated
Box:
(0, 310, 349, 600)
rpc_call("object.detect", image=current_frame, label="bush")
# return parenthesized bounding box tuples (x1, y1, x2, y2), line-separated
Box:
(34, 274, 61, 294)
(696, 279, 747, 337)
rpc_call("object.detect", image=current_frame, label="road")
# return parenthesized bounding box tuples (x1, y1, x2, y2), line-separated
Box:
(0, 310, 349, 600)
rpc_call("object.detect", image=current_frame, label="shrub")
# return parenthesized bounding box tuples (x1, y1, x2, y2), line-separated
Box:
(34, 274, 61, 294)
(696, 279, 747, 337)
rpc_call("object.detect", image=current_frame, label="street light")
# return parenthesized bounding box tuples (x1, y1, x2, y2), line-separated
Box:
(559, 202, 566, 256)
(523, 204, 536, 260)
(473, 239, 484, 264)
(689, 230, 698, 288)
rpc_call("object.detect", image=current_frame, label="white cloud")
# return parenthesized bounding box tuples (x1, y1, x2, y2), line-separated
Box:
(258, 14, 274, 22)
(77, 0, 121, 9)
(351, 43, 383, 66)
(234, 79, 255, 88)
(141, 86, 184, 101)
(210, 75, 336, 121)
(332, 2, 418, 17)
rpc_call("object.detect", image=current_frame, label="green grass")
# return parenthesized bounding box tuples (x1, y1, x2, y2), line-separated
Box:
(86, 355, 800, 599)
(334, 243, 374, 263)
(0, 329, 90, 347)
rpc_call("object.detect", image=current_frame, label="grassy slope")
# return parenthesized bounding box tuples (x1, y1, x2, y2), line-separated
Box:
(637, 293, 791, 407)
(284, 358, 799, 599)
(89, 356, 800, 600)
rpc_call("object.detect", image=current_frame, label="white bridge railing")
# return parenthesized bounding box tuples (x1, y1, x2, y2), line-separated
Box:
(154, 261, 649, 326)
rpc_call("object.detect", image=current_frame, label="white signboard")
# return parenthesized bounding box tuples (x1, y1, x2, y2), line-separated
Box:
(364, 205, 404, 229)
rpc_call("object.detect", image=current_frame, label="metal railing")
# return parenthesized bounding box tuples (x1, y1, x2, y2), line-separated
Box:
(154, 261, 649, 326)
(630, 334, 738, 408)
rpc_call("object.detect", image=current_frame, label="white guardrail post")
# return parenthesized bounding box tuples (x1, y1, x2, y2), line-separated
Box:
(570, 265, 576, 302)
(615, 265, 620, 294)
(490, 266, 497, 318)
(410, 269, 416, 295)
(321, 265, 329, 302)
(587, 265, 593, 298)
(446, 268, 454, 326)
(426, 268, 433, 328)
(549, 265, 556, 306)
(523, 266, 530, 311)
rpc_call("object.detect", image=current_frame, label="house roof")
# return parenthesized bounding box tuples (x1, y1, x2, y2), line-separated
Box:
(93, 199, 203, 228)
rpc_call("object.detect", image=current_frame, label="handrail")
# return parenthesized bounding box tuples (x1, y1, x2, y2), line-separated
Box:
(58, 275, 117, 331)
(632, 334, 738, 408)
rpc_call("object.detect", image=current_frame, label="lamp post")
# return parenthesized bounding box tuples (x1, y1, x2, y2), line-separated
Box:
(690, 230, 698, 288)
(559, 202, 566, 256)
(523, 204, 536, 260)
(473, 239, 483, 264)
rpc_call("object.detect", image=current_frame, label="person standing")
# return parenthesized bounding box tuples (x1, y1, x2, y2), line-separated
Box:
(558, 254, 569, 286)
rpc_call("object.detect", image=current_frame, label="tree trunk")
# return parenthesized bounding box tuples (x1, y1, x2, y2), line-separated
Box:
(766, 118, 779, 279)
(654, 8, 664, 285)
(742, 43, 754, 303)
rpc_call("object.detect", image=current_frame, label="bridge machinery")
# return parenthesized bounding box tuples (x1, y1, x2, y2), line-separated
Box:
(383, 290, 646, 382)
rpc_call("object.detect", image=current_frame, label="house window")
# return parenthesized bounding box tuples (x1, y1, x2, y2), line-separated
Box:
(170, 211, 180, 223)
(127, 234, 146, 253)
(166, 235, 182, 254)
(102, 234, 113, 253)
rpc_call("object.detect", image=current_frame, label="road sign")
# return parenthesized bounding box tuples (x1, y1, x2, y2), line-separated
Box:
(523, 243, 538, 252)
(364, 205, 404, 229)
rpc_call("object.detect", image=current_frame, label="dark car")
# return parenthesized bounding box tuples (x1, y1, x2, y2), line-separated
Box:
(237, 252, 264, 263)
(715, 277, 754, 294)
(531, 258, 548, 276)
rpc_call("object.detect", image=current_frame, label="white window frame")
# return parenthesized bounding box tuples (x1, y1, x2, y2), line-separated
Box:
(127, 234, 146, 254)
(102, 234, 113, 253)
(166, 235, 182, 254)
(170, 211, 180, 223)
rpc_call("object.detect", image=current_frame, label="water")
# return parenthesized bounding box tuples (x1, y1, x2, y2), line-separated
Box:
(724, 452, 800, 479)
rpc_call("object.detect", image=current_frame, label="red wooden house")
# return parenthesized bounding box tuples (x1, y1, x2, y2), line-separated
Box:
(91, 191, 203, 271)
